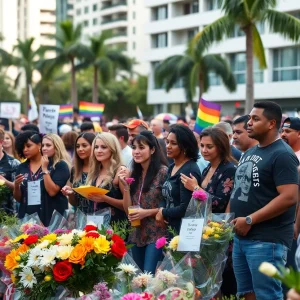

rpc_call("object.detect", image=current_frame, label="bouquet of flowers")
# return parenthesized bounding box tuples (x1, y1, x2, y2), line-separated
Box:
(4, 221, 127, 299)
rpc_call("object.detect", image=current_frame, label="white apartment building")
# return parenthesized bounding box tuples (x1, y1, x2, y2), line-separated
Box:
(73, 0, 149, 75)
(145, 0, 300, 115)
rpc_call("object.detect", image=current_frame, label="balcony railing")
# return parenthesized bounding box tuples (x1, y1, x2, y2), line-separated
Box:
(101, 16, 127, 24)
(101, 1, 127, 10)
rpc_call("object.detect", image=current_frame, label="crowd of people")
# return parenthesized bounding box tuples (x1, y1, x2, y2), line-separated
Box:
(0, 101, 300, 300)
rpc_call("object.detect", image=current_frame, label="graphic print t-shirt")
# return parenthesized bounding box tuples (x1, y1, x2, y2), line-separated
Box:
(230, 139, 299, 247)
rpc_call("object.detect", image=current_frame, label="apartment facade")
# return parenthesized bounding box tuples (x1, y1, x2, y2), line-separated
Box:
(73, 0, 149, 74)
(145, 0, 300, 115)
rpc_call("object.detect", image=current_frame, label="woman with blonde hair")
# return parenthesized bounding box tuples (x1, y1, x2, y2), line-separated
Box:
(86, 132, 127, 223)
(14, 132, 70, 226)
(3, 131, 19, 159)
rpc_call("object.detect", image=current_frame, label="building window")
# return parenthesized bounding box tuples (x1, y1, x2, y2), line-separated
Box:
(133, 42, 136, 50)
(209, 72, 221, 86)
(152, 33, 168, 48)
(133, 11, 136, 19)
(93, 4, 97, 11)
(188, 28, 198, 41)
(93, 18, 97, 25)
(152, 5, 168, 20)
(76, 8, 81, 16)
(273, 47, 300, 81)
(230, 53, 264, 84)
(205, 0, 221, 11)
(133, 26, 136, 34)
(84, 6, 89, 14)
(83, 20, 89, 27)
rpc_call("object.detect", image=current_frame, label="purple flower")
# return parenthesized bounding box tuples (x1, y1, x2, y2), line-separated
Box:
(53, 229, 71, 235)
(106, 229, 113, 235)
(93, 282, 112, 300)
(192, 190, 208, 201)
(25, 224, 49, 238)
(125, 178, 135, 185)
(121, 293, 142, 300)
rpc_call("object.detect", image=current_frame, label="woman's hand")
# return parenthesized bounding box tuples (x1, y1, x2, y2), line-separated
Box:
(118, 168, 131, 190)
(88, 193, 106, 203)
(128, 208, 149, 221)
(14, 174, 24, 188)
(41, 155, 49, 171)
(61, 186, 74, 196)
(287, 289, 300, 300)
(156, 208, 167, 227)
(180, 173, 199, 191)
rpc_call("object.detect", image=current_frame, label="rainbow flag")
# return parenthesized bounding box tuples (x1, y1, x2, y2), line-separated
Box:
(194, 98, 221, 134)
(59, 104, 73, 119)
(79, 101, 105, 118)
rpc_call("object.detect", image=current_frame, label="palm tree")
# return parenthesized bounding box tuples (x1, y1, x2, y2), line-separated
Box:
(45, 20, 90, 108)
(0, 37, 44, 114)
(78, 31, 132, 103)
(155, 41, 236, 102)
(195, 0, 300, 113)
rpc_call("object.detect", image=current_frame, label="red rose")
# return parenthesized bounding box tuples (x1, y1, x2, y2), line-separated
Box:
(111, 234, 127, 258)
(24, 235, 39, 245)
(86, 231, 100, 238)
(84, 225, 97, 232)
(53, 261, 73, 282)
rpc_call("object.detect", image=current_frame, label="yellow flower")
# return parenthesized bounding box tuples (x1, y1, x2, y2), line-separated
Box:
(0, 179, 5, 186)
(205, 228, 214, 236)
(40, 233, 57, 243)
(214, 234, 220, 239)
(168, 236, 179, 251)
(12, 234, 28, 243)
(15, 255, 21, 262)
(44, 275, 52, 282)
(94, 236, 111, 254)
(11, 274, 16, 283)
(56, 245, 74, 260)
(79, 237, 95, 252)
(69, 244, 87, 265)
(202, 234, 209, 239)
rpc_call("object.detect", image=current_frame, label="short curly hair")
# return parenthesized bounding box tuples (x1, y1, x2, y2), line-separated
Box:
(15, 131, 42, 159)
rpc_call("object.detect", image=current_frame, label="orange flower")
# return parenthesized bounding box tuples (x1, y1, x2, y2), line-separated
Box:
(16, 244, 29, 254)
(5, 249, 19, 271)
(69, 244, 87, 266)
(79, 237, 95, 252)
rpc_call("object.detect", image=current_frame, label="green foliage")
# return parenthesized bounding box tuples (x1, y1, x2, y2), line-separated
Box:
(0, 210, 18, 226)
(0, 73, 18, 101)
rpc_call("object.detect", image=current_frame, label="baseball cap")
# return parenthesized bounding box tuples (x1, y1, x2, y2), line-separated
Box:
(59, 124, 72, 135)
(123, 119, 149, 130)
(282, 117, 300, 131)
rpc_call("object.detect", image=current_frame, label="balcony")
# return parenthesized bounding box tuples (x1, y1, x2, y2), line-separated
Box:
(101, 15, 127, 24)
(101, 1, 127, 10)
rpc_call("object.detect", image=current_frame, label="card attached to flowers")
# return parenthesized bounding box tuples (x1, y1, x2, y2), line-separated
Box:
(177, 218, 204, 252)
(87, 215, 104, 229)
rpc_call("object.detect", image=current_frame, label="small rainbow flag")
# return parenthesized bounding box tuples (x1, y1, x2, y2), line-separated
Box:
(194, 98, 221, 134)
(59, 104, 73, 119)
(79, 101, 105, 118)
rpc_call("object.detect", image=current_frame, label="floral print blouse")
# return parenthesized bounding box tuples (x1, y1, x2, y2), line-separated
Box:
(130, 166, 168, 247)
(202, 161, 237, 213)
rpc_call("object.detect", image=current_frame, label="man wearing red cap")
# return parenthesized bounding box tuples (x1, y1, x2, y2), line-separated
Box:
(123, 119, 150, 144)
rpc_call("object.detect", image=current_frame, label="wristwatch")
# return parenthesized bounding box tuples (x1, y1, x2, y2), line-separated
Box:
(245, 216, 252, 225)
(194, 185, 200, 191)
(42, 171, 50, 175)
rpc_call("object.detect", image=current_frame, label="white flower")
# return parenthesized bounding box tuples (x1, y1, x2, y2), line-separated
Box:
(39, 248, 57, 267)
(27, 248, 42, 267)
(132, 272, 153, 288)
(156, 270, 178, 285)
(259, 262, 278, 277)
(118, 263, 138, 276)
(57, 233, 74, 245)
(19, 267, 37, 288)
(36, 240, 49, 249)
(71, 229, 86, 238)
(56, 245, 74, 260)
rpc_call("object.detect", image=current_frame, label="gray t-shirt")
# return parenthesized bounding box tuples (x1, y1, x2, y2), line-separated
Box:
(230, 139, 299, 248)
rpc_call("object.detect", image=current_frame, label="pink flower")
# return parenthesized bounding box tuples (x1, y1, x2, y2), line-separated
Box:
(192, 190, 208, 201)
(121, 293, 142, 300)
(125, 178, 135, 185)
(141, 292, 153, 300)
(106, 229, 113, 235)
(155, 237, 167, 249)
(223, 178, 233, 193)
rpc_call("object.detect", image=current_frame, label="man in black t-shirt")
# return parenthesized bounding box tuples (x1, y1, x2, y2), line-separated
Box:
(230, 101, 299, 300)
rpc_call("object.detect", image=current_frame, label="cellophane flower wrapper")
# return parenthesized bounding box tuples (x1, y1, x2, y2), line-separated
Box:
(147, 253, 195, 299)
(111, 253, 142, 299)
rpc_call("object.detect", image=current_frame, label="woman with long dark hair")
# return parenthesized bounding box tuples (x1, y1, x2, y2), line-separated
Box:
(156, 124, 202, 234)
(61, 132, 95, 213)
(119, 131, 168, 274)
(14, 131, 70, 226)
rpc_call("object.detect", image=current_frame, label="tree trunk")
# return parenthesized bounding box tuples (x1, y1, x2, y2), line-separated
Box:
(92, 66, 98, 103)
(245, 25, 254, 114)
(70, 57, 78, 108)
(199, 72, 204, 101)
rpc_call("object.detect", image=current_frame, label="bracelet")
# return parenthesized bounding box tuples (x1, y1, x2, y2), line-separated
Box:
(124, 188, 130, 192)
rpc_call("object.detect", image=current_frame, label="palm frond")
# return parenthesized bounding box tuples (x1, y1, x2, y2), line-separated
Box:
(106, 50, 132, 72)
(222, 0, 248, 21)
(96, 57, 113, 85)
(250, 0, 276, 19)
(265, 9, 300, 41)
(188, 63, 200, 99)
(252, 24, 267, 69)
(194, 16, 235, 52)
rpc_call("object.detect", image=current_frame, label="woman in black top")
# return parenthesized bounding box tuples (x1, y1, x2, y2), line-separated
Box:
(14, 132, 70, 226)
(86, 132, 127, 223)
(61, 132, 95, 213)
(156, 125, 202, 234)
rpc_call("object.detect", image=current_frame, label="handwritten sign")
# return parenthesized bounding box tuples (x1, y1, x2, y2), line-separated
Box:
(177, 218, 204, 252)
(0, 102, 21, 119)
(87, 215, 104, 229)
(39, 105, 59, 134)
